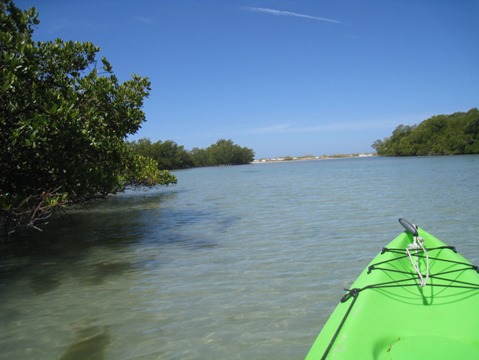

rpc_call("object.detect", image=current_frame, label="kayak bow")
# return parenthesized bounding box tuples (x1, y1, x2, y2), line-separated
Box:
(305, 219, 479, 359)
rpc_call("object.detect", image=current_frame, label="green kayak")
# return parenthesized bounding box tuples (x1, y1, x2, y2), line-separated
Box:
(305, 219, 479, 359)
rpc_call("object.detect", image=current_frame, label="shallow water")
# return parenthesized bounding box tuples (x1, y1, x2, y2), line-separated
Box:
(1, 156, 478, 359)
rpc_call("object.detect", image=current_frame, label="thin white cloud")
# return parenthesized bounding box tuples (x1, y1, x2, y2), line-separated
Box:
(243, 7, 344, 25)
(241, 120, 394, 135)
(191, 119, 399, 142)
(288, 121, 389, 133)
(133, 17, 153, 24)
(247, 123, 292, 134)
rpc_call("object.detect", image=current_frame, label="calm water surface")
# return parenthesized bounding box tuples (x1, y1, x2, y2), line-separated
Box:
(1, 156, 479, 359)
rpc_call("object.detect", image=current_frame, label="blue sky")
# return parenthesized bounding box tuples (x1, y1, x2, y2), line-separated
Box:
(16, 0, 479, 158)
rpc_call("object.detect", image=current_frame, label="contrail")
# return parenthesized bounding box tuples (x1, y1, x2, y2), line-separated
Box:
(244, 7, 344, 25)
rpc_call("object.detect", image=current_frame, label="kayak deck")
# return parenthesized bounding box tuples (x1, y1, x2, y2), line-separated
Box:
(306, 221, 479, 359)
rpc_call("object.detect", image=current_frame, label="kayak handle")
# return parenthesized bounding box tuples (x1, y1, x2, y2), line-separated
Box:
(398, 218, 418, 237)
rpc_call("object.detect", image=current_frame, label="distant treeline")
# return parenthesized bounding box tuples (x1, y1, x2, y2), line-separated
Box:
(128, 138, 255, 170)
(372, 108, 479, 156)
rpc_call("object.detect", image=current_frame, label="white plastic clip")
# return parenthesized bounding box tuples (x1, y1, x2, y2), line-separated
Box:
(406, 235, 429, 287)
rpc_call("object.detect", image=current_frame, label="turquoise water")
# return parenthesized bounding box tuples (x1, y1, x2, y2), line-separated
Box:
(1, 156, 478, 359)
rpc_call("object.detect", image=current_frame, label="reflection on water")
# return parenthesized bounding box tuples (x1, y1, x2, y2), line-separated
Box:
(60, 326, 110, 360)
(1, 156, 479, 359)
(30, 272, 62, 295)
(79, 262, 132, 286)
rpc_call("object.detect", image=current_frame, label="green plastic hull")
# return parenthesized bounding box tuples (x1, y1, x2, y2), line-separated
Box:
(305, 226, 479, 359)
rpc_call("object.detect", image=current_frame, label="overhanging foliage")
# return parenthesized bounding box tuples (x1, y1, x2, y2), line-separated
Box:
(0, 0, 176, 233)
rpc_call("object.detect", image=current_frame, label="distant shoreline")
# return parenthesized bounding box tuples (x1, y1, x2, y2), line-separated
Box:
(252, 153, 376, 164)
